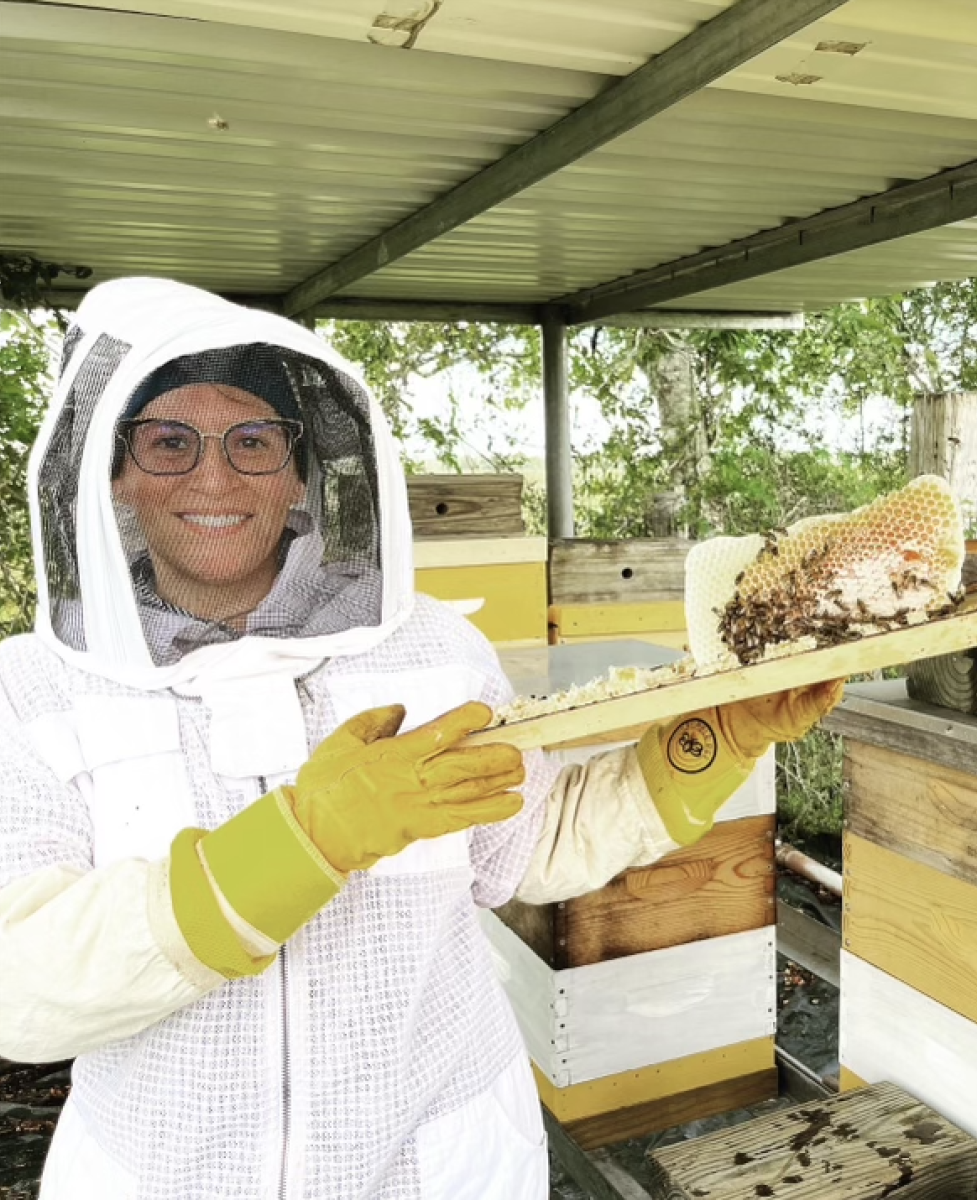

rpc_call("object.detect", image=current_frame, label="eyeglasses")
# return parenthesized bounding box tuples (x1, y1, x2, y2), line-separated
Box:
(117, 418, 304, 477)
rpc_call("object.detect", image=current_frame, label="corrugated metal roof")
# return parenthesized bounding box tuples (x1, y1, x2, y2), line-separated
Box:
(1, 0, 975, 313)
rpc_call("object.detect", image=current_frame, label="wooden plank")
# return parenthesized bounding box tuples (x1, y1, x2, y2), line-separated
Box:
(549, 540, 691, 605)
(478, 914, 775, 1086)
(415, 561, 547, 643)
(549, 602, 688, 638)
(823, 680, 977, 777)
(843, 833, 977, 1023)
(564, 815, 775, 966)
(839, 951, 977, 1137)
(469, 601, 977, 751)
(534, 1038, 776, 1125)
(566, 1069, 778, 1152)
(407, 473, 524, 537)
(646, 1080, 977, 1200)
(845, 739, 977, 887)
(498, 814, 774, 968)
(776, 901, 841, 988)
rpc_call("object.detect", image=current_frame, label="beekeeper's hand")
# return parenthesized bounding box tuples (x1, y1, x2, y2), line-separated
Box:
(169, 702, 524, 979)
(637, 680, 844, 846)
(283, 701, 525, 872)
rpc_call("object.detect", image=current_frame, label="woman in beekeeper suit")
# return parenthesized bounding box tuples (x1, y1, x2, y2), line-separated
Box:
(0, 279, 841, 1200)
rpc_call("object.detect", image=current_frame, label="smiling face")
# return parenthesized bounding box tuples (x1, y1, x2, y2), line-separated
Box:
(112, 383, 305, 624)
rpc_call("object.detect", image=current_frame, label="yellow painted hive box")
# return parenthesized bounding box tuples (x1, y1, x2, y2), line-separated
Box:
(414, 536, 548, 646)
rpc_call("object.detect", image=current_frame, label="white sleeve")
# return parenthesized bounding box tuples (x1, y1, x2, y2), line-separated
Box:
(516, 745, 680, 905)
(0, 860, 222, 1064)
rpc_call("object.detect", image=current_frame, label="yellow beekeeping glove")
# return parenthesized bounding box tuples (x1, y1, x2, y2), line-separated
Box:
(636, 679, 844, 846)
(282, 700, 525, 873)
(170, 701, 525, 979)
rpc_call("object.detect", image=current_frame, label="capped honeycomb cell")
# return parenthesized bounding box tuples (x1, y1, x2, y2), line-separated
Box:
(685, 476, 965, 665)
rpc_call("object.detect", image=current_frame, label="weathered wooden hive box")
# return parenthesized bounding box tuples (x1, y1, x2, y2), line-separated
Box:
(408, 473, 548, 646)
(906, 543, 977, 715)
(407, 472, 525, 539)
(482, 726, 778, 1149)
(645, 1080, 977, 1199)
(548, 539, 692, 652)
(822, 681, 977, 1138)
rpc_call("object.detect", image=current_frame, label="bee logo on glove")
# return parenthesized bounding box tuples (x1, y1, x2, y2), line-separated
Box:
(667, 718, 718, 774)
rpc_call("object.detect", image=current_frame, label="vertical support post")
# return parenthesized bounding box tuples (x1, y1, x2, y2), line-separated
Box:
(542, 310, 575, 540)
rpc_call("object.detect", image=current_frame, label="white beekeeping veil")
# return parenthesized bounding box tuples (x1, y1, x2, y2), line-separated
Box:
(28, 278, 416, 696)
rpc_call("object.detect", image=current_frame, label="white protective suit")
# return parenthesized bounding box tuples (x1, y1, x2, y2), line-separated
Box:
(0, 279, 678, 1200)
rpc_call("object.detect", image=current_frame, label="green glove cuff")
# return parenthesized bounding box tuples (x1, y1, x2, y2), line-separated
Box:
(170, 827, 277, 980)
(636, 708, 755, 846)
(200, 788, 347, 945)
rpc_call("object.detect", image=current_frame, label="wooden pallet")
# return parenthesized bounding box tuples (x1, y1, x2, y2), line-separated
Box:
(470, 599, 977, 751)
(645, 1080, 977, 1199)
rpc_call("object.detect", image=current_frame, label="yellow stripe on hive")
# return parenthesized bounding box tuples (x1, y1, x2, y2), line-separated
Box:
(531, 1036, 775, 1123)
(844, 832, 977, 1024)
(417, 561, 547, 643)
(549, 601, 688, 638)
(839, 1066, 869, 1092)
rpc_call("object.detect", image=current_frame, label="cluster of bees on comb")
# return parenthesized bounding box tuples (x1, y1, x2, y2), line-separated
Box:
(715, 480, 966, 666)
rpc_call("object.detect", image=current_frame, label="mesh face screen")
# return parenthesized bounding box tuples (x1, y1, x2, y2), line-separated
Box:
(40, 340, 385, 665)
(58, 324, 87, 379)
(38, 333, 133, 652)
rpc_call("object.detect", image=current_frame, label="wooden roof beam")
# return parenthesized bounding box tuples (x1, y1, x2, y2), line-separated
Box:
(282, 0, 851, 318)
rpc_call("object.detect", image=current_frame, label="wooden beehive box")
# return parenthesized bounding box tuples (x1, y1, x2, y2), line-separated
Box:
(548, 538, 692, 652)
(406, 472, 524, 537)
(645, 1080, 977, 1199)
(823, 681, 977, 1137)
(408, 474, 546, 645)
(906, 543, 977, 715)
(495, 810, 775, 969)
(414, 536, 548, 646)
(482, 660, 779, 1152)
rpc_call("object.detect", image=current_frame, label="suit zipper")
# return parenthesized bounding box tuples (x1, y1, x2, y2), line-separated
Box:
(258, 774, 292, 1200)
(279, 943, 291, 1200)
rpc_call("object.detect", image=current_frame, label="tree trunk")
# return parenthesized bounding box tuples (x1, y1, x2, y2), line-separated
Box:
(648, 339, 709, 537)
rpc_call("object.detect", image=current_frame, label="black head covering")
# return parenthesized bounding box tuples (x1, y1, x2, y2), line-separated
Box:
(116, 343, 307, 479)
(123, 344, 302, 423)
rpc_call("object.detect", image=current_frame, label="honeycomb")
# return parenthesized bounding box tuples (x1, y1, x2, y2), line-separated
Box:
(685, 475, 966, 666)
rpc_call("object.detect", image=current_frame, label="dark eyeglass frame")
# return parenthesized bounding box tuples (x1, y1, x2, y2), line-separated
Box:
(116, 417, 304, 477)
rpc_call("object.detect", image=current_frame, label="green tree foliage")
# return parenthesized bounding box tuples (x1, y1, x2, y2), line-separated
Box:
(0, 310, 52, 637)
(321, 319, 539, 473)
(570, 279, 977, 539)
